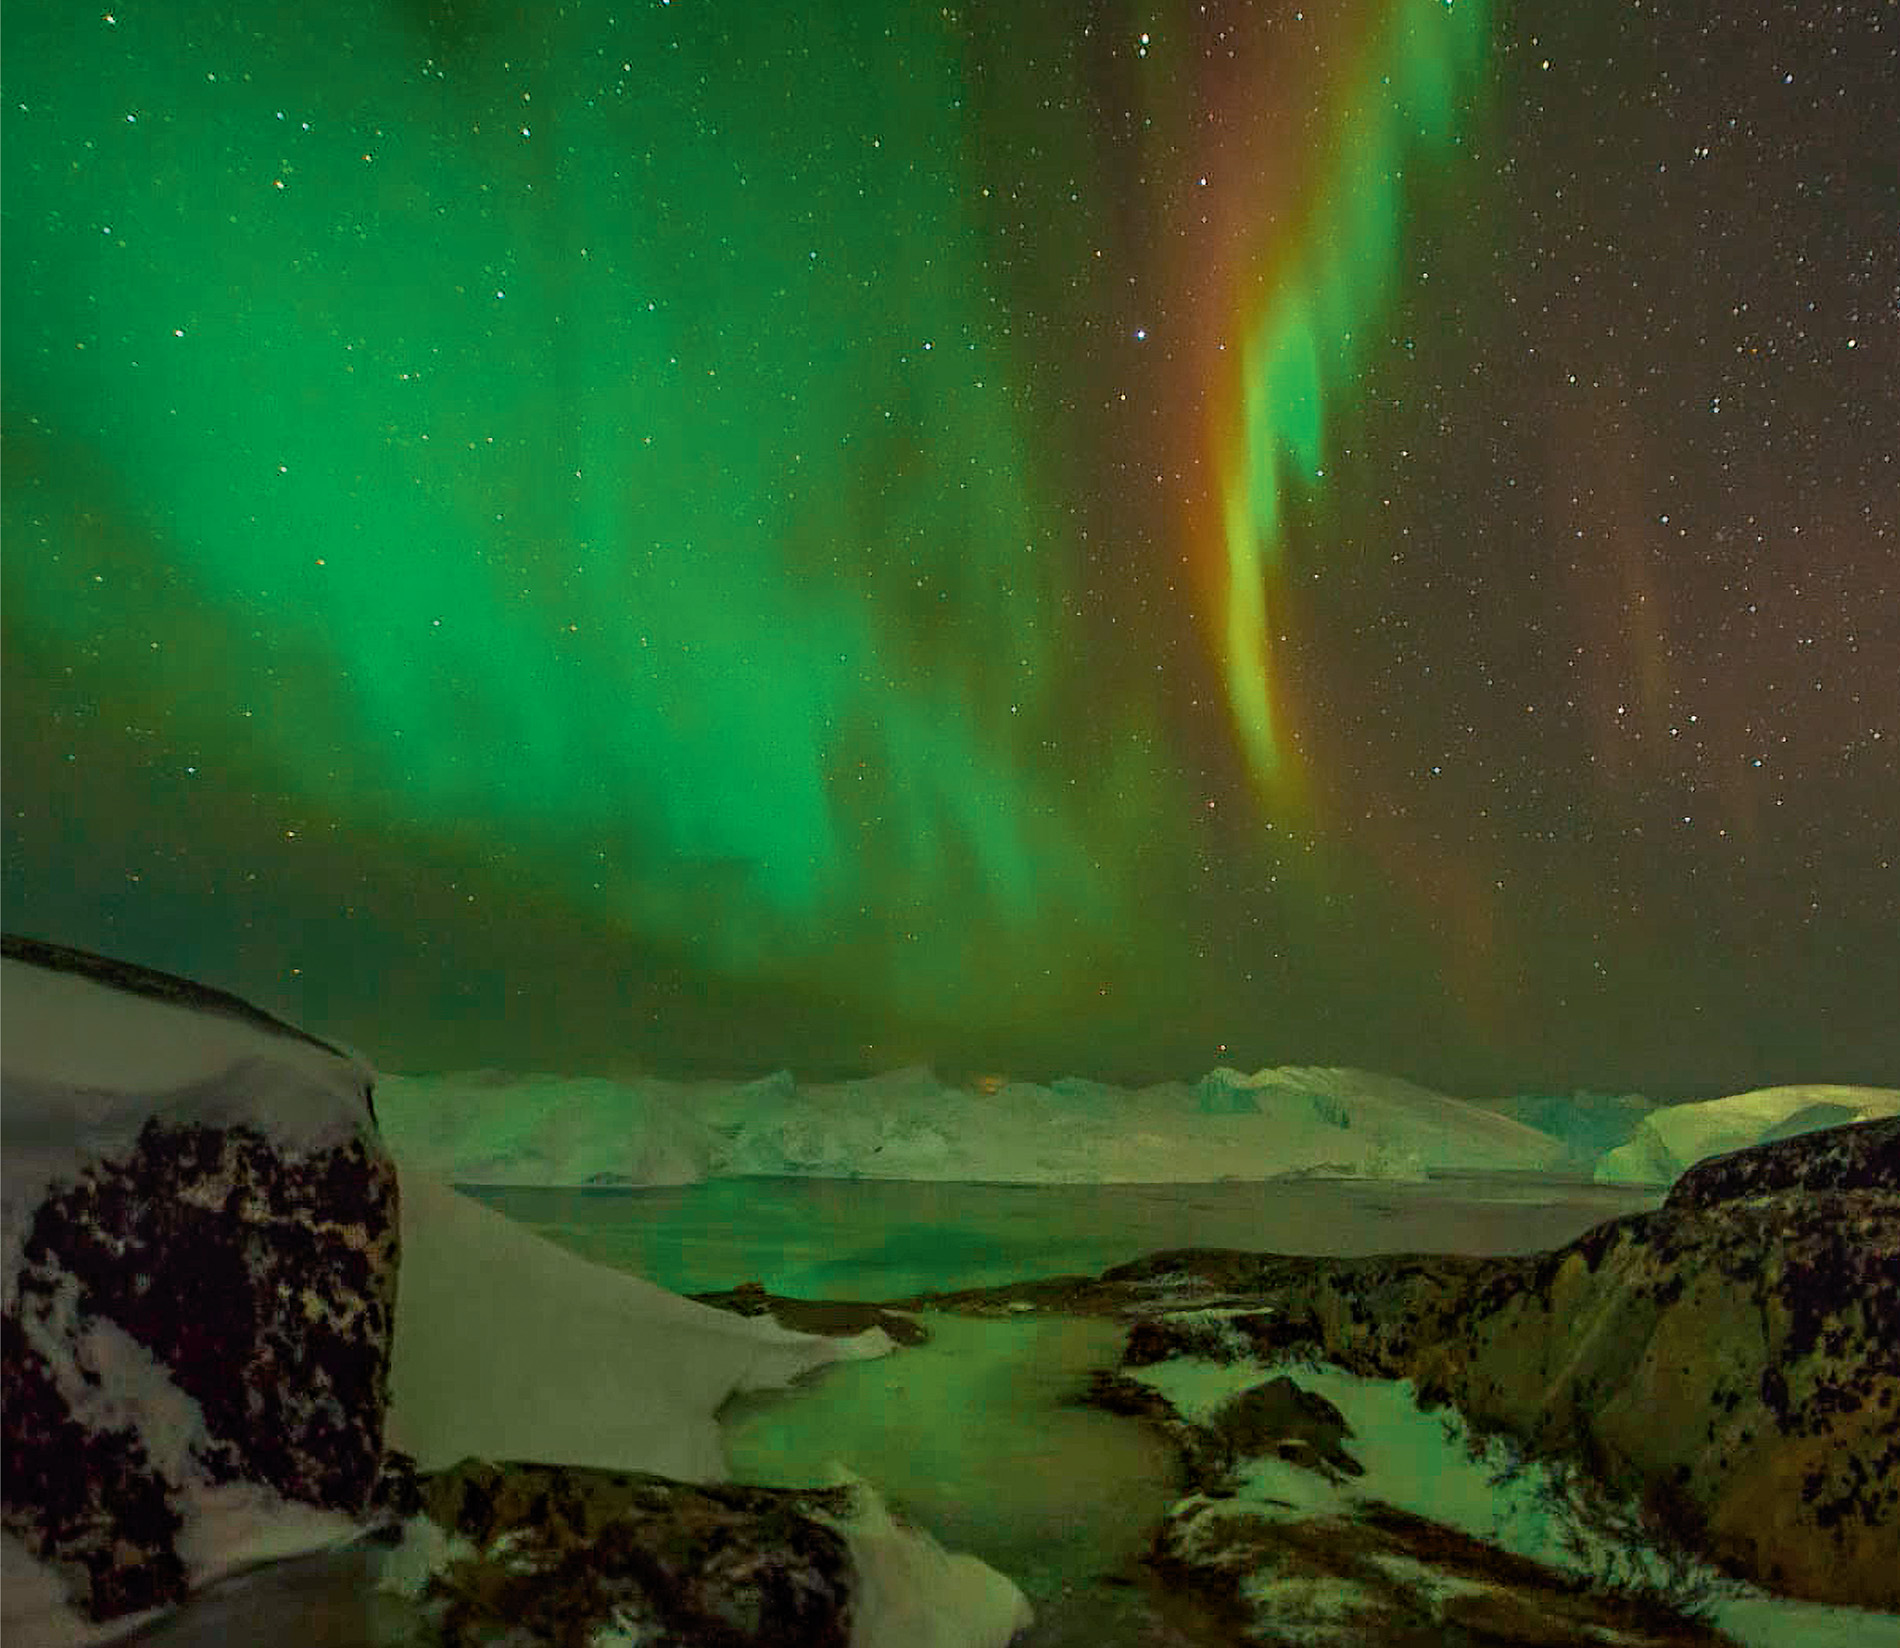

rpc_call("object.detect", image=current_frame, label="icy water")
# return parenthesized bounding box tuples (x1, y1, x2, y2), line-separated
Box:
(458, 1170, 1665, 1300)
(455, 1173, 1672, 1644)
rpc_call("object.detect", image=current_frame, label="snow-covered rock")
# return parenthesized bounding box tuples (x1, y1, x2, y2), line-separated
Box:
(1, 936, 396, 1631)
(396, 1457, 1031, 1648)
(1593, 1084, 1900, 1185)
(3, 938, 1043, 1647)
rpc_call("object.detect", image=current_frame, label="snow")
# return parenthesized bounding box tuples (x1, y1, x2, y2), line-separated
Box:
(376, 1062, 1573, 1188)
(387, 1169, 897, 1480)
(1593, 1083, 1900, 1184)
(814, 1468, 1035, 1648)
(2, 1534, 103, 1648)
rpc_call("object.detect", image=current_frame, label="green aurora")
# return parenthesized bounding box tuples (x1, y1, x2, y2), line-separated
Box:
(6, 0, 1895, 1091)
(6, 2, 1167, 1033)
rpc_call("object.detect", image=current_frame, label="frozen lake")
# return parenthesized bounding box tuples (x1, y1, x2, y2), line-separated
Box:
(457, 1170, 1668, 1301)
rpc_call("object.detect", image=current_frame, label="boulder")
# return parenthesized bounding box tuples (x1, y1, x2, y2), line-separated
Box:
(411, 1458, 859, 1646)
(1, 936, 398, 1628)
(1665, 1113, 1900, 1208)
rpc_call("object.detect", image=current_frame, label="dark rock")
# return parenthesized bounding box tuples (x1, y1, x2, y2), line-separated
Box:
(415, 1458, 859, 1647)
(689, 1282, 930, 1347)
(1208, 1375, 1362, 1481)
(371, 1449, 424, 1522)
(3, 1113, 400, 1623)
(1664, 1114, 1900, 1212)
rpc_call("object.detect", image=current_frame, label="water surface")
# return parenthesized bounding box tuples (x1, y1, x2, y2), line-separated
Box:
(460, 1172, 1665, 1301)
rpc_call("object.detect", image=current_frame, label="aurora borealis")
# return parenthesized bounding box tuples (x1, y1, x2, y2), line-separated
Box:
(4, 0, 1895, 1093)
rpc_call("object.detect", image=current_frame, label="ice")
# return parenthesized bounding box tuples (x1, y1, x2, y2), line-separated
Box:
(723, 1311, 1180, 1599)
(376, 1060, 1575, 1188)
(378, 1062, 1900, 1194)
(371, 1068, 718, 1187)
(1594, 1083, 1900, 1184)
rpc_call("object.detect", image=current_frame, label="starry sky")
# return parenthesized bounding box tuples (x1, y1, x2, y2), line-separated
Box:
(4, 0, 1895, 1096)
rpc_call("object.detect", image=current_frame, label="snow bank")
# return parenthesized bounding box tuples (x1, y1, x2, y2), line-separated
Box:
(1593, 1085, 1900, 1185)
(388, 1170, 895, 1479)
(375, 1062, 1573, 1188)
(822, 1469, 1034, 1648)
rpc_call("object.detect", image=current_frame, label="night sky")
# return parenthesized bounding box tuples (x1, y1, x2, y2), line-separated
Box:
(4, 0, 1895, 1096)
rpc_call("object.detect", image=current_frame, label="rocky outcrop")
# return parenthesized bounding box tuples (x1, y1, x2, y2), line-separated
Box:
(1074, 1362, 1739, 1645)
(1421, 1119, 1898, 1609)
(412, 1459, 860, 1646)
(1664, 1112, 1899, 1207)
(4, 1118, 402, 1621)
(902, 1117, 1898, 1614)
(1154, 1484, 1737, 1647)
(1081, 1117, 1900, 1611)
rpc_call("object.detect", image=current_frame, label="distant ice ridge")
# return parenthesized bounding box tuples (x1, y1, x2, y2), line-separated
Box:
(1592, 1083, 1900, 1184)
(375, 1063, 1900, 1191)
(376, 1062, 1574, 1189)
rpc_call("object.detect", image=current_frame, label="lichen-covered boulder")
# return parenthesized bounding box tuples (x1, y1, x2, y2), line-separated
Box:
(1665, 1113, 1900, 1209)
(1441, 1119, 1899, 1609)
(1, 936, 399, 1627)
